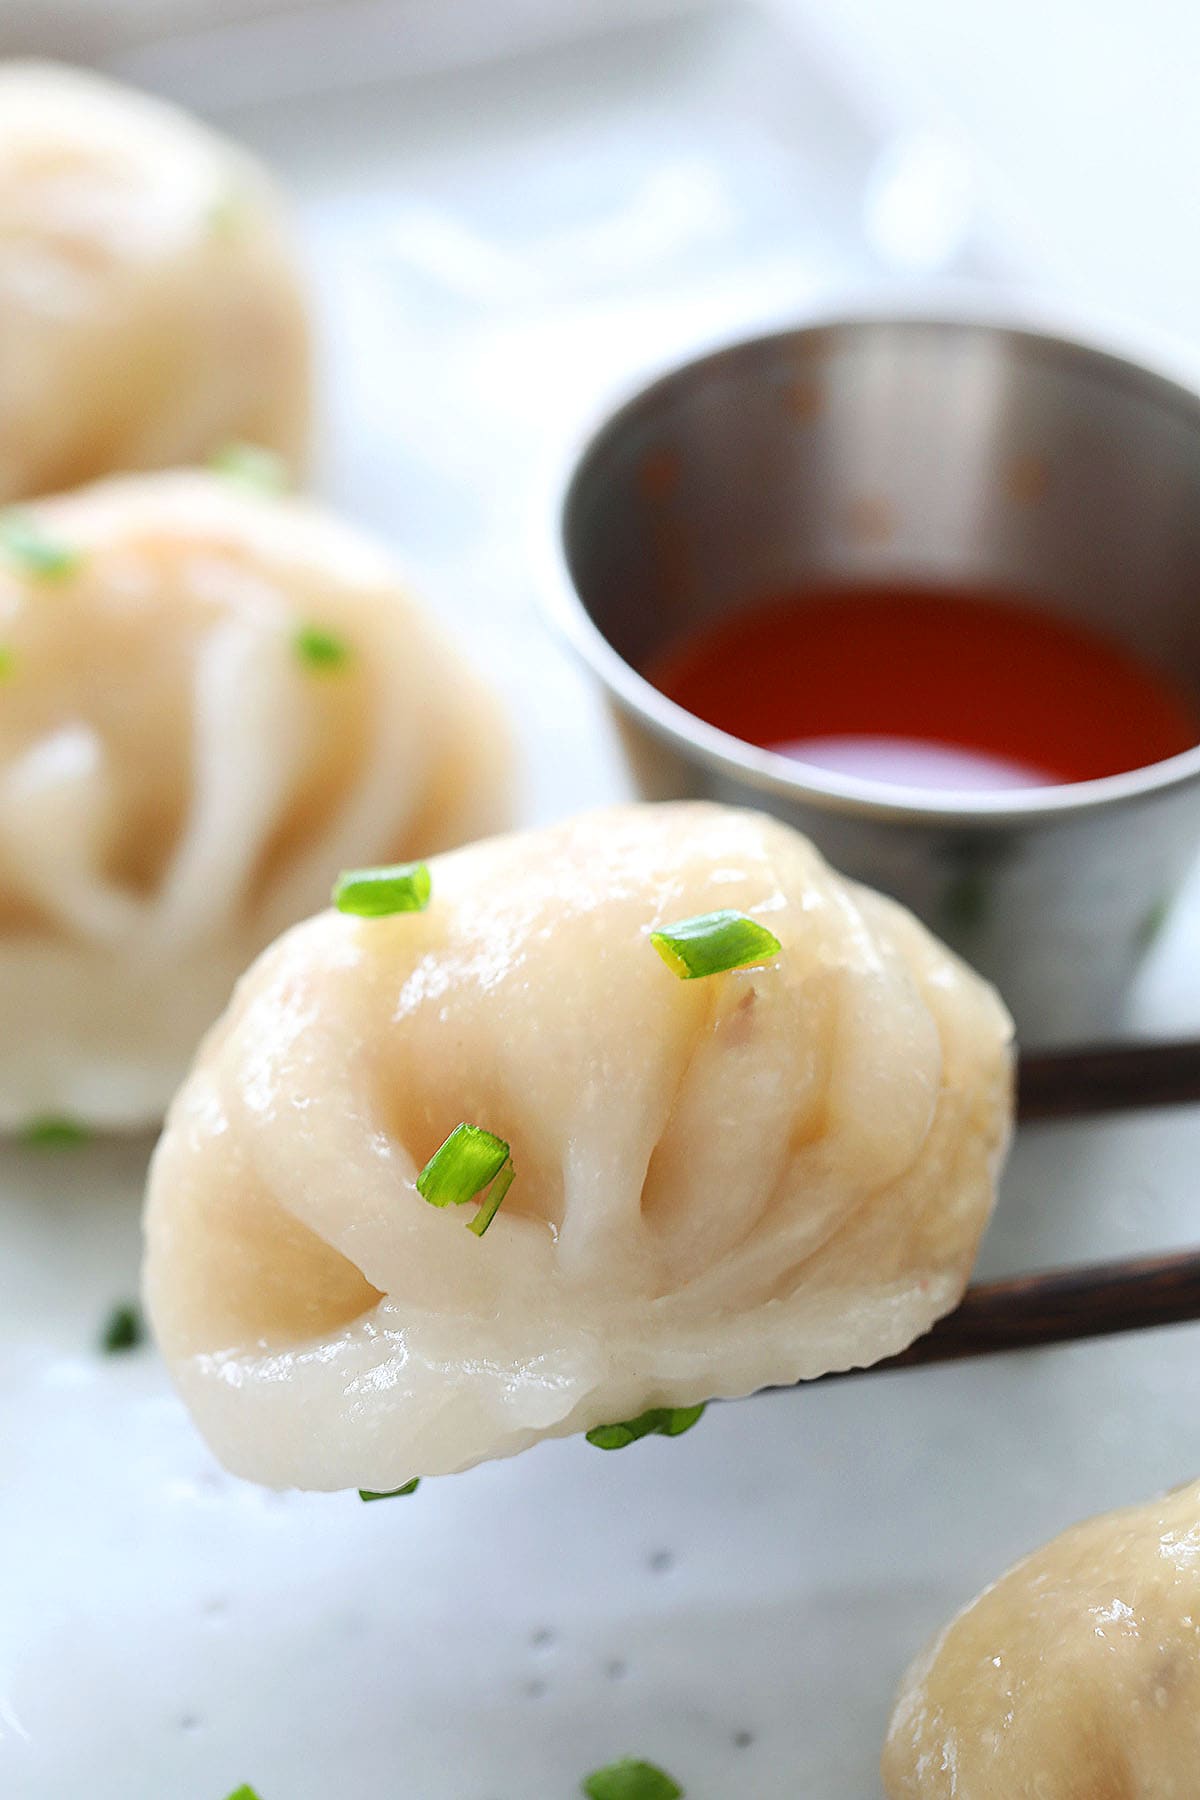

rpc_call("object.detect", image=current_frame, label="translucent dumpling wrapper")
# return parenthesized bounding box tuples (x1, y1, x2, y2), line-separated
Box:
(144, 802, 1014, 1491)
(0, 61, 309, 501)
(0, 470, 512, 1128)
(883, 1476, 1200, 1797)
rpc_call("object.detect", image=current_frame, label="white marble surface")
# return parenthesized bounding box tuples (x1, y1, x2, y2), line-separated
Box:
(0, 5, 1198, 1797)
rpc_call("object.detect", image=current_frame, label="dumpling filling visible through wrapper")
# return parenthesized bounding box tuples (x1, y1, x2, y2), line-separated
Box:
(144, 802, 1014, 1491)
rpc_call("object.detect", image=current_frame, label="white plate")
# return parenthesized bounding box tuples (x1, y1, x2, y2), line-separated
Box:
(2, 5, 1199, 1796)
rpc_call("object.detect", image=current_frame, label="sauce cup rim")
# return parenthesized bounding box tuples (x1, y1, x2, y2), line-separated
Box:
(541, 300, 1200, 828)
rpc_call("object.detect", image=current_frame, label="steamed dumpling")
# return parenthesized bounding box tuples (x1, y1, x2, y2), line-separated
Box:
(883, 1477, 1200, 1798)
(144, 802, 1013, 1491)
(0, 470, 512, 1128)
(0, 61, 309, 500)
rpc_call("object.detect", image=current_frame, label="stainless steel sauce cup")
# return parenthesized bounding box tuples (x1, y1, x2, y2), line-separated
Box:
(547, 313, 1200, 1045)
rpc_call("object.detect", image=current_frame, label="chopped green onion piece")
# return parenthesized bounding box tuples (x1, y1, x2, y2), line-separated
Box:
(1137, 893, 1173, 950)
(294, 626, 351, 672)
(332, 860, 431, 917)
(0, 513, 82, 582)
(941, 869, 989, 935)
(207, 188, 245, 237)
(466, 1155, 515, 1238)
(586, 1404, 707, 1452)
(359, 1478, 419, 1502)
(650, 909, 781, 980)
(20, 1116, 89, 1149)
(208, 441, 289, 494)
(223, 1787, 263, 1800)
(0, 647, 14, 680)
(582, 1758, 684, 1799)
(418, 1123, 510, 1210)
(101, 1303, 143, 1354)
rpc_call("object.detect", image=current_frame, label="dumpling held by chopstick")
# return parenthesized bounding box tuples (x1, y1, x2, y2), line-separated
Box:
(144, 802, 1013, 1491)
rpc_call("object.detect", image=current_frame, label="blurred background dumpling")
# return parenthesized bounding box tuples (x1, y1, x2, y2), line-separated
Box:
(144, 802, 1013, 1492)
(883, 1476, 1200, 1798)
(0, 468, 513, 1130)
(0, 60, 310, 501)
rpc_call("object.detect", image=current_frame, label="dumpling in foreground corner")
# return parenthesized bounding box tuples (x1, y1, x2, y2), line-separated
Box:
(0, 61, 310, 501)
(0, 469, 512, 1129)
(882, 1477, 1200, 1799)
(144, 802, 1013, 1492)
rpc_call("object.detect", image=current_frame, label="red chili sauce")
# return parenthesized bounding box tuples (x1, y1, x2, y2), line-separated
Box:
(647, 586, 1200, 792)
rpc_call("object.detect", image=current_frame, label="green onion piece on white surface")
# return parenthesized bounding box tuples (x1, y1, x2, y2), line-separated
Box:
(582, 1758, 684, 1799)
(20, 1117, 90, 1149)
(101, 1303, 143, 1355)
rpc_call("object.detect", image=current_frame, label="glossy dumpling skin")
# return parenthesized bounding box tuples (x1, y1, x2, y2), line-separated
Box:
(144, 802, 1013, 1491)
(0, 470, 512, 1128)
(0, 61, 309, 500)
(883, 1478, 1200, 1799)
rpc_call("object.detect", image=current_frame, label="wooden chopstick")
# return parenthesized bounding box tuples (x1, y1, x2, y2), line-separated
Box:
(809, 1246, 1200, 1384)
(770, 1040, 1200, 1387)
(1018, 1037, 1200, 1121)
